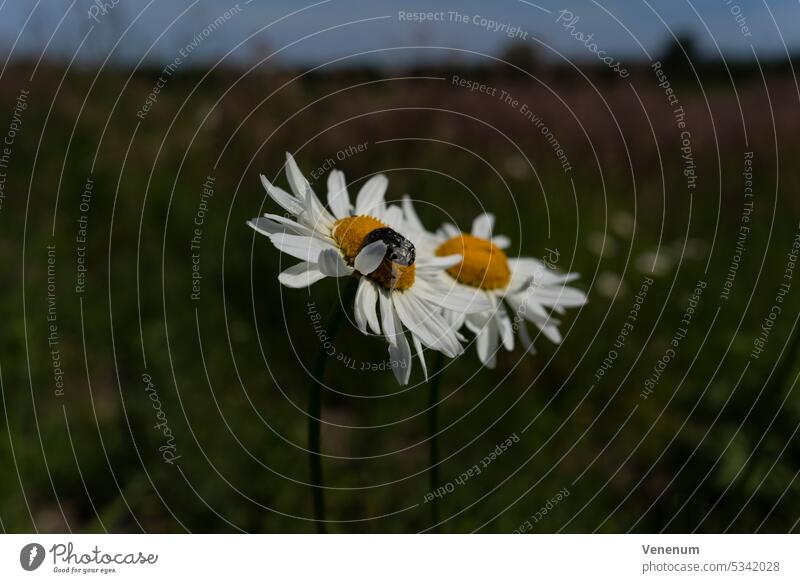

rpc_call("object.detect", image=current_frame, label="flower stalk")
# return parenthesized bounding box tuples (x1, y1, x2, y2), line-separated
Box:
(308, 278, 358, 533)
(427, 352, 445, 532)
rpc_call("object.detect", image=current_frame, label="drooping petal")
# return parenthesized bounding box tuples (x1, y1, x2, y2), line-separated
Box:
(379, 288, 397, 345)
(392, 293, 435, 349)
(394, 292, 462, 358)
(464, 310, 491, 336)
(443, 305, 468, 334)
(495, 302, 515, 351)
(360, 280, 381, 334)
(354, 240, 387, 275)
(506, 292, 555, 324)
(354, 277, 380, 334)
(414, 278, 492, 314)
(539, 323, 562, 344)
(507, 293, 563, 344)
(389, 316, 412, 385)
(475, 319, 498, 369)
(412, 335, 428, 381)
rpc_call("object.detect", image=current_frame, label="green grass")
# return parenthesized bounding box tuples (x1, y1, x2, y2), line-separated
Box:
(1, 64, 799, 532)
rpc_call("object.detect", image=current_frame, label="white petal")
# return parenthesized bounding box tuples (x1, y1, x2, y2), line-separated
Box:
(354, 240, 387, 275)
(389, 324, 412, 385)
(355, 174, 388, 216)
(530, 286, 588, 309)
(326, 170, 351, 219)
(269, 233, 333, 262)
(439, 222, 460, 238)
(414, 279, 492, 314)
(492, 235, 511, 249)
(509, 258, 580, 287)
(379, 289, 397, 345)
(484, 322, 501, 363)
(284, 153, 334, 228)
(393, 294, 434, 348)
(394, 293, 462, 358)
(540, 323, 562, 344)
(317, 249, 354, 277)
(284, 153, 309, 198)
(257, 214, 316, 237)
(475, 319, 498, 368)
(412, 335, 428, 381)
(508, 293, 563, 344)
(508, 257, 545, 278)
(507, 293, 557, 326)
(383, 205, 403, 229)
(354, 278, 380, 334)
(443, 306, 467, 333)
(416, 254, 462, 273)
(277, 262, 326, 288)
(353, 283, 368, 334)
(302, 183, 335, 230)
(495, 303, 515, 351)
(506, 265, 535, 293)
(248, 218, 289, 237)
(361, 280, 381, 334)
(465, 311, 490, 335)
(471, 213, 495, 239)
(402, 195, 425, 233)
(260, 174, 304, 215)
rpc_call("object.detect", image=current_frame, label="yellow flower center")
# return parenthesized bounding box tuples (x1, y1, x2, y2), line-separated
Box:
(332, 216, 416, 291)
(435, 234, 511, 290)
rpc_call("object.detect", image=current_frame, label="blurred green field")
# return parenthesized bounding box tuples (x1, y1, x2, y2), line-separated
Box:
(1, 60, 800, 533)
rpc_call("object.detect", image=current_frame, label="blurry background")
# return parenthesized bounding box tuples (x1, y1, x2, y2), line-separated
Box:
(1, 0, 800, 533)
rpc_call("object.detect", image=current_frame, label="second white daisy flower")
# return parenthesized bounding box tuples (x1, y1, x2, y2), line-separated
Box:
(401, 199, 588, 368)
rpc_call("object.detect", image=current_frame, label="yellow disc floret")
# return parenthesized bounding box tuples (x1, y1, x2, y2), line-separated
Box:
(435, 234, 511, 290)
(332, 216, 416, 291)
(332, 216, 385, 261)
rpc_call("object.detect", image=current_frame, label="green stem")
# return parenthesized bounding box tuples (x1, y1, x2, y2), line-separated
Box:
(427, 351, 446, 532)
(308, 279, 357, 534)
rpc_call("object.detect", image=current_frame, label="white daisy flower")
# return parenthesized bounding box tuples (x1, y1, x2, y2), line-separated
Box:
(401, 199, 588, 368)
(247, 153, 489, 385)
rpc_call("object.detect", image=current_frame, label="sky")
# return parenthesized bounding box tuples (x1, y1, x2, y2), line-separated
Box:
(1, 0, 799, 70)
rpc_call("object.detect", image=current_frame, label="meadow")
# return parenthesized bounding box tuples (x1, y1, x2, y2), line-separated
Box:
(1, 56, 799, 533)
